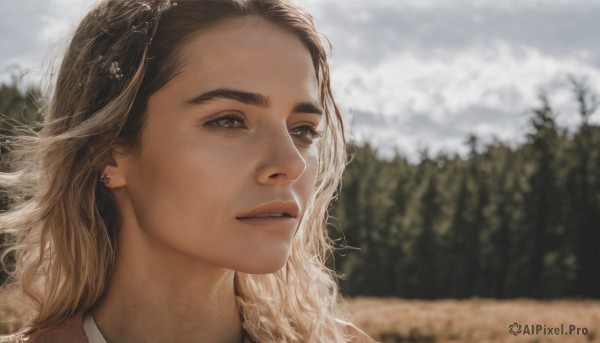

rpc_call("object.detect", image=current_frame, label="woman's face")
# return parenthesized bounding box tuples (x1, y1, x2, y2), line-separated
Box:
(113, 16, 322, 274)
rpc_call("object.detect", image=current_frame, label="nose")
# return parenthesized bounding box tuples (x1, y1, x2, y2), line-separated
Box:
(256, 124, 307, 185)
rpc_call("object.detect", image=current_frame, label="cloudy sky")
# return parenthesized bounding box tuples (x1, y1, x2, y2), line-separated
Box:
(2, 0, 600, 161)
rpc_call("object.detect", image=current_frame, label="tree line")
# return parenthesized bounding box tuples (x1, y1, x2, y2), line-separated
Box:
(0, 77, 598, 299)
(0, 79, 42, 285)
(331, 78, 600, 299)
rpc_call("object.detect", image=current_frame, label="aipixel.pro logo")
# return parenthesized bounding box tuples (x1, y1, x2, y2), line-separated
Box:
(509, 321, 589, 336)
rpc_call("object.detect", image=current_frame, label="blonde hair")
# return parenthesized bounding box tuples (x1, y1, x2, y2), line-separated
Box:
(0, 0, 351, 341)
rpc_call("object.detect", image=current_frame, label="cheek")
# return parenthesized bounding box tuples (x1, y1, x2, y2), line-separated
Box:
(307, 148, 319, 181)
(124, 133, 241, 245)
(124, 149, 253, 268)
(298, 147, 319, 200)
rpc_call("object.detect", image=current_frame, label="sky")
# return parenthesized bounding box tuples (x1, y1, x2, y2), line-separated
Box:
(1, 0, 600, 162)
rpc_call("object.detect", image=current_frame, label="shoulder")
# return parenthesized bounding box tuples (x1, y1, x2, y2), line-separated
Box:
(335, 318, 379, 343)
(0, 313, 88, 343)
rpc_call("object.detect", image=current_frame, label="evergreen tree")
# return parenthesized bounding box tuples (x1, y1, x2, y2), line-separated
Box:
(565, 78, 600, 298)
(522, 94, 561, 297)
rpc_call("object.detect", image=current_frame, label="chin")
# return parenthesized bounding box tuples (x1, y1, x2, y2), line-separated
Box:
(237, 250, 291, 274)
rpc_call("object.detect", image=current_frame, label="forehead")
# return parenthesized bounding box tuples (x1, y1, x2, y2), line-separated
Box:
(170, 16, 319, 99)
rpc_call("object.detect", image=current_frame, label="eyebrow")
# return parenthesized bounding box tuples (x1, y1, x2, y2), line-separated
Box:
(186, 88, 323, 116)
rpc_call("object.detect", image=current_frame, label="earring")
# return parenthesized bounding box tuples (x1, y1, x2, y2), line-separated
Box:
(100, 172, 110, 185)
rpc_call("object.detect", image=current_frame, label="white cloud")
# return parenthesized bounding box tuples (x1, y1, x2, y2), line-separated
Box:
(39, 0, 92, 45)
(0, 0, 96, 84)
(2, 0, 599, 162)
(302, 0, 600, 10)
(332, 42, 600, 161)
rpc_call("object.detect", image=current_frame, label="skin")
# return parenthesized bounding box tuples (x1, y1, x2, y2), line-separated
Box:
(94, 16, 322, 343)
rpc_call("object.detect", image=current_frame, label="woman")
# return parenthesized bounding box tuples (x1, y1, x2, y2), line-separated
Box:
(0, 0, 376, 342)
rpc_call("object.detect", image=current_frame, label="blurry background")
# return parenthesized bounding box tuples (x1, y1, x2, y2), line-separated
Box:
(1, 0, 600, 342)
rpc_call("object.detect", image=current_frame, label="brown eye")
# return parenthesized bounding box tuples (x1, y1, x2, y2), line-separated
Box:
(204, 115, 246, 129)
(290, 125, 323, 144)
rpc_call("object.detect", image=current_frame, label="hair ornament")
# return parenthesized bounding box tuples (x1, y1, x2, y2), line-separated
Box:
(138, 0, 177, 13)
(157, 0, 177, 12)
(109, 61, 124, 80)
(139, 2, 153, 11)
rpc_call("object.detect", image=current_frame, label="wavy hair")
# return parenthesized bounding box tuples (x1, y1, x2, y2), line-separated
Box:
(0, 0, 351, 341)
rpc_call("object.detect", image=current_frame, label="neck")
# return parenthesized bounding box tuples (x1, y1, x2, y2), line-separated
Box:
(92, 217, 244, 343)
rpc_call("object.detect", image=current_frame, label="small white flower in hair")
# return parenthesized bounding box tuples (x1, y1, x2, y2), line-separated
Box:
(109, 61, 124, 80)
(139, 2, 152, 11)
(157, 0, 177, 12)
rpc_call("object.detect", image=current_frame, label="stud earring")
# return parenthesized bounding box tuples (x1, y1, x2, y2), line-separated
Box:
(100, 172, 110, 185)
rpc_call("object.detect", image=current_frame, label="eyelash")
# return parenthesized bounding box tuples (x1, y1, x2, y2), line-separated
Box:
(290, 125, 324, 143)
(204, 114, 246, 130)
(204, 114, 324, 144)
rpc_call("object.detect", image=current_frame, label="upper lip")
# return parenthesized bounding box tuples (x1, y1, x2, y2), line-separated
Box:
(236, 200, 299, 219)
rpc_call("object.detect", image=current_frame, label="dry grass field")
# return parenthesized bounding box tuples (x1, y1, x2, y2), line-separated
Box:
(1, 292, 599, 342)
(345, 296, 600, 343)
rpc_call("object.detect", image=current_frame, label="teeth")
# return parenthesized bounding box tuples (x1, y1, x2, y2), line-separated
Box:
(254, 213, 286, 218)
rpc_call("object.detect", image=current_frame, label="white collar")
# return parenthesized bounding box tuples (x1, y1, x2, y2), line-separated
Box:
(83, 310, 108, 343)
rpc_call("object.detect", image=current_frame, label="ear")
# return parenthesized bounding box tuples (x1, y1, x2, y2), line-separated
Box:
(100, 146, 130, 188)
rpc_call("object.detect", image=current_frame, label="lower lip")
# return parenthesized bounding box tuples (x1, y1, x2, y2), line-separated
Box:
(236, 217, 297, 228)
